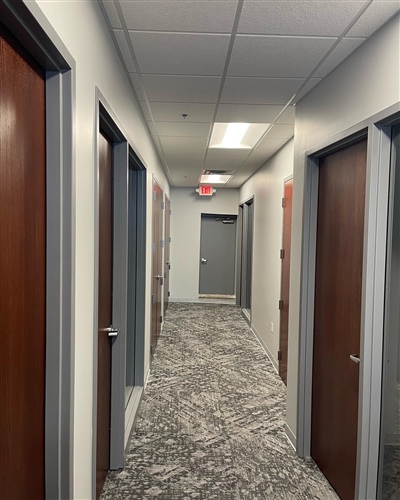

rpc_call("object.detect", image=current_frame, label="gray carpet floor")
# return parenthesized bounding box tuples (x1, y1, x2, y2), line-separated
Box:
(101, 303, 338, 499)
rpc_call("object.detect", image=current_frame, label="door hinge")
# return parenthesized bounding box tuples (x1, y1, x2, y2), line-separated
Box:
(169, 236, 172, 243)
(150, 345, 154, 355)
(280, 248, 285, 259)
(170, 209, 172, 215)
(161, 239, 165, 248)
(161, 201, 165, 210)
(282, 197, 285, 208)
(153, 191, 156, 201)
(279, 299, 283, 310)
(168, 291, 170, 297)
(164, 271, 167, 279)
(152, 242, 155, 253)
(160, 276, 164, 286)
(160, 315, 163, 323)
(151, 294, 155, 304)
(277, 350, 282, 361)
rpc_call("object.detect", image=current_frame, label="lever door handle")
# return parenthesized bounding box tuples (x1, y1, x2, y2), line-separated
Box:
(350, 354, 360, 364)
(101, 326, 119, 337)
(201, 258, 207, 264)
(154, 275, 163, 279)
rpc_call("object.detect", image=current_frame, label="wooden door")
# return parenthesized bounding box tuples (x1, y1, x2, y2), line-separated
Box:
(0, 26, 46, 500)
(164, 195, 171, 312)
(151, 179, 163, 355)
(311, 139, 367, 500)
(96, 131, 113, 498)
(279, 178, 293, 385)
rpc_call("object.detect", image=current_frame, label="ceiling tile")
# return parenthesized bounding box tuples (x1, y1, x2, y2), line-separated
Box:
(142, 75, 221, 102)
(227, 175, 252, 188)
(216, 104, 284, 123)
(228, 35, 336, 78)
(148, 102, 216, 122)
(101, 1, 122, 29)
(129, 73, 147, 101)
(221, 77, 305, 105)
(206, 148, 250, 160)
(347, 2, 400, 37)
(130, 32, 230, 76)
(264, 124, 294, 139)
(119, 0, 238, 33)
(155, 122, 212, 137)
(276, 106, 296, 124)
(164, 157, 205, 169)
(146, 121, 157, 135)
(254, 137, 289, 154)
(315, 38, 365, 77)
(293, 78, 322, 103)
(204, 156, 247, 169)
(160, 136, 208, 150)
(113, 30, 136, 72)
(238, 1, 368, 36)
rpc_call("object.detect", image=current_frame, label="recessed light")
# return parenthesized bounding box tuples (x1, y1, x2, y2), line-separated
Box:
(209, 122, 270, 149)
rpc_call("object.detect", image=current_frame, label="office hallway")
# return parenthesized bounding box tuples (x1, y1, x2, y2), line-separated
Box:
(101, 303, 338, 499)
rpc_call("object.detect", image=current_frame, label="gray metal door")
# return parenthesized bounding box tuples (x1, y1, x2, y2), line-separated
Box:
(199, 214, 237, 295)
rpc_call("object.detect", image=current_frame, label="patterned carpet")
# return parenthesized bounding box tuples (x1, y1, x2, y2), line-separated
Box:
(101, 303, 338, 499)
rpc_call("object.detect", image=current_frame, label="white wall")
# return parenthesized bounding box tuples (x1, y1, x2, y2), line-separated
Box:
(239, 139, 294, 368)
(170, 187, 239, 300)
(287, 15, 400, 439)
(29, 1, 169, 498)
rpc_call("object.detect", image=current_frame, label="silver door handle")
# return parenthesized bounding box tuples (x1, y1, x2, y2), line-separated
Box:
(154, 275, 163, 279)
(350, 354, 360, 364)
(201, 258, 207, 264)
(102, 326, 119, 337)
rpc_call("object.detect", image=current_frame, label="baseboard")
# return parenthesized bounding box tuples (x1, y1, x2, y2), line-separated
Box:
(285, 423, 297, 450)
(251, 324, 279, 373)
(124, 386, 144, 450)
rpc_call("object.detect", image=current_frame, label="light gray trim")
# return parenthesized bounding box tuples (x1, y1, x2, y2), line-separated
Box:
(124, 386, 144, 449)
(1, 2, 76, 499)
(356, 124, 393, 500)
(110, 142, 129, 469)
(297, 104, 400, 499)
(235, 205, 243, 306)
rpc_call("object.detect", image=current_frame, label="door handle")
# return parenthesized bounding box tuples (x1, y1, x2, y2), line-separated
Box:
(102, 326, 119, 337)
(201, 258, 207, 264)
(154, 275, 163, 279)
(350, 354, 360, 364)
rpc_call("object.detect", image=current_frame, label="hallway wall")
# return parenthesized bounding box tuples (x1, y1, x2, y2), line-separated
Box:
(287, 14, 400, 442)
(239, 139, 294, 370)
(30, 1, 169, 498)
(170, 187, 239, 300)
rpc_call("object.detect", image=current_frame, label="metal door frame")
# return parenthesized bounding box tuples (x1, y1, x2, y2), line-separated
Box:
(1, 2, 75, 498)
(297, 103, 400, 500)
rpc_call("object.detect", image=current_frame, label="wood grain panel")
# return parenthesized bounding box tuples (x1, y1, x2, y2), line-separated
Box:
(311, 139, 367, 500)
(0, 25, 46, 499)
(279, 178, 293, 385)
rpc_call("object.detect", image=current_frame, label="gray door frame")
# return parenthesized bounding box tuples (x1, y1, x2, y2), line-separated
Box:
(238, 196, 254, 323)
(1, 1, 76, 498)
(297, 103, 400, 500)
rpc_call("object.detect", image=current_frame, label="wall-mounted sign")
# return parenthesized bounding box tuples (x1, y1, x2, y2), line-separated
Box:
(196, 185, 216, 196)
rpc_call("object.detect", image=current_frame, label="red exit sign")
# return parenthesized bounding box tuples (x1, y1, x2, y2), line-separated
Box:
(199, 185, 213, 196)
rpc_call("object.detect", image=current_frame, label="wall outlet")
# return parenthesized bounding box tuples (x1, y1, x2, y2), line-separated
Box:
(270, 322, 274, 333)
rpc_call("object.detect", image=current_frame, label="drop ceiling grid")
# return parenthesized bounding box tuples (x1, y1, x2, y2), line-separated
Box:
(101, 0, 400, 188)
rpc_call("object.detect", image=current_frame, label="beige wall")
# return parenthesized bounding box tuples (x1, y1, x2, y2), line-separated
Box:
(30, 1, 169, 497)
(239, 139, 294, 368)
(287, 15, 400, 439)
(170, 187, 239, 300)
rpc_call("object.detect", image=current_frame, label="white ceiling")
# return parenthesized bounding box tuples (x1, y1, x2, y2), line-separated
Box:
(100, 0, 400, 188)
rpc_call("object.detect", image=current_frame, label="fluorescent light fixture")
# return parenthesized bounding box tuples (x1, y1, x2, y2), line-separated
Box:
(200, 174, 231, 185)
(209, 122, 270, 149)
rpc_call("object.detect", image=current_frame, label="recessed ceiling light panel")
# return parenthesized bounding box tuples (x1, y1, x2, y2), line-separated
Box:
(209, 122, 270, 149)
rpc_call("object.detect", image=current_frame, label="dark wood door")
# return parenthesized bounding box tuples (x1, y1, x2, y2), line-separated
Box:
(151, 179, 163, 355)
(96, 131, 113, 498)
(311, 139, 367, 500)
(279, 178, 293, 385)
(0, 26, 46, 500)
(164, 195, 171, 312)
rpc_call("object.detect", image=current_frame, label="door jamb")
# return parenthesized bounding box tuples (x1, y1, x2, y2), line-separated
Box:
(297, 104, 400, 500)
(93, 90, 129, 494)
(0, 2, 76, 498)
